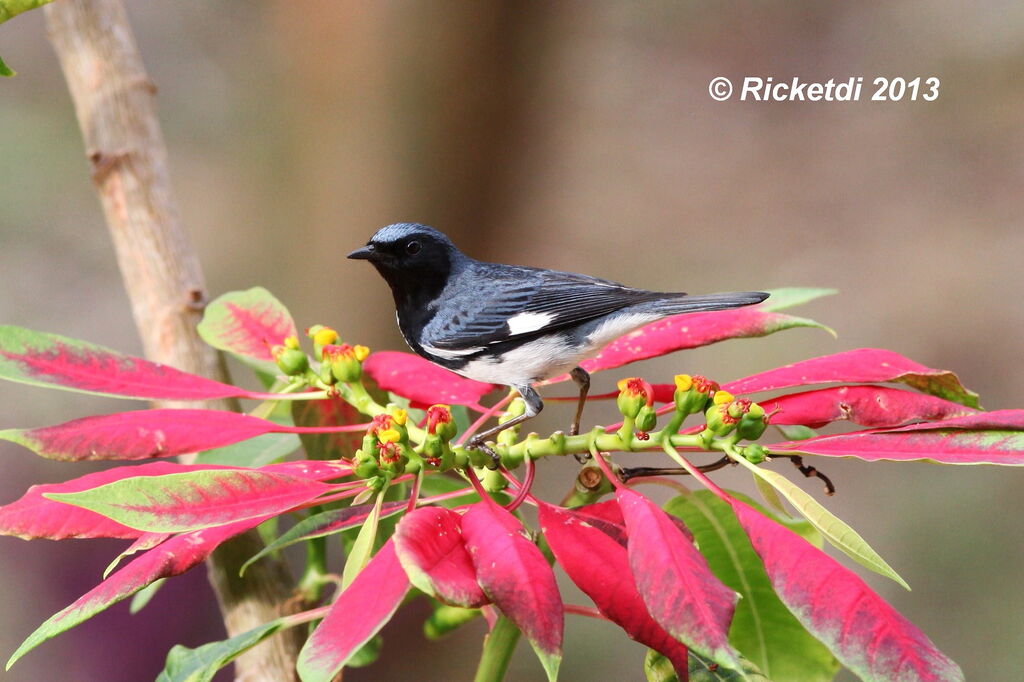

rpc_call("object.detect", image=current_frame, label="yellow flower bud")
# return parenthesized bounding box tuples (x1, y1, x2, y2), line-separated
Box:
(354, 344, 370, 362)
(713, 390, 735, 405)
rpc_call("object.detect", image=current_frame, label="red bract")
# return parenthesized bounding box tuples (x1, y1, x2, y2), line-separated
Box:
(616, 488, 740, 670)
(363, 351, 496, 407)
(763, 385, 976, 429)
(6, 514, 269, 669)
(770, 409, 1024, 464)
(537, 502, 689, 678)
(723, 348, 979, 408)
(297, 541, 410, 682)
(196, 287, 298, 365)
(461, 499, 563, 681)
(0, 326, 251, 401)
(393, 506, 488, 608)
(730, 499, 963, 681)
(581, 307, 827, 373)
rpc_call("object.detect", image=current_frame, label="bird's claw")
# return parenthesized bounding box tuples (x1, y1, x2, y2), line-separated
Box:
(467, 437, 502, 470)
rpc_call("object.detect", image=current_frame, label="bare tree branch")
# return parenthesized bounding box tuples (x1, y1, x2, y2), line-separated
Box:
(44, 1, 300, 678)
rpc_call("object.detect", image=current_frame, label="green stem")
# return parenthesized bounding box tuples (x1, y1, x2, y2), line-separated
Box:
(474, 615, 521, 682)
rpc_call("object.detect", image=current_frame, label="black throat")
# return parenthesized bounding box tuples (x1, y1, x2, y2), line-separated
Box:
(374, 253, 455, 347)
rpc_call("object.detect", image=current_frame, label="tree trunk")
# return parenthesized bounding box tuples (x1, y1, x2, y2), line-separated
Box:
(44, 1, 300, 679)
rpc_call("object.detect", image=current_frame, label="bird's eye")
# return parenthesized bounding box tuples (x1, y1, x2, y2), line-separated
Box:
(405, 240, 422, 255)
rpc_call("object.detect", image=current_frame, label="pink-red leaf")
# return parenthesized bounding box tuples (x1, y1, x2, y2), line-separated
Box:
(616, 487, 740, 670)
(362, 351, 496, 407)
(581, 307, 828, 373)
(0, 460, 348, 541)
(729, 498, 963, 681)
(538, 502, 689, 678)
(0, 326, 249, 401)
(44, 469, 332, 533)
(393, 506, 487, 608)
(723, 348, 980, 408)
(763, 385, 976, 429)
(297, 541, 409, 682)
(769, 410, 1024, 465)
(0, 408, 375, 462)
(461, 499, 563, 680)
(6, 515, 267, 669)
(0, 409, 286, 461)
(196, 287, 298, 367)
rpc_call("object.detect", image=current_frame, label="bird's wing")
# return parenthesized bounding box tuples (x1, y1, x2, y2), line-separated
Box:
(423, 265, 671, 350)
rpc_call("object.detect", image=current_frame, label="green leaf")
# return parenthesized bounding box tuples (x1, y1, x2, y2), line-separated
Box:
(239, 501, 406, 577)
(774, 424, 819, 441)
(129, 578, 165, 614)
(735, 457, 910, 590)
(0, 0, 54, 24)
(341, 492, 383, 589)
(644, 649, 772, 682)
(194, 432, 299, 467)
(752, 473, 789, 518)
(156, 618, 286, 682)
(758, 287, 838, 312)
(665, 491, 837, 682)
(0, 54, 14, 77)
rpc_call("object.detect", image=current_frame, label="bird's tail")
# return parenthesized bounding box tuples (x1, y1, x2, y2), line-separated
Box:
(646, 291, 770, 315)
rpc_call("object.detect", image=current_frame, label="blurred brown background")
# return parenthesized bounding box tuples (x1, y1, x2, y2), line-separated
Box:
(1, 2, 1022, 680)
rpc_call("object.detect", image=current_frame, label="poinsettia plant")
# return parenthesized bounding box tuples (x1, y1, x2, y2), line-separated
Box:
(0, 286, 1017, 682)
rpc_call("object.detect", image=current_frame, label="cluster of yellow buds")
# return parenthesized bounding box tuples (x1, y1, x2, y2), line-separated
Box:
(703, 390, 768, 441)
(353, 407, 414, 478)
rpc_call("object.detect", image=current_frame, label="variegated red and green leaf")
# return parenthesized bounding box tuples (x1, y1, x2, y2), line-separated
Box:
(615, 487, 741, 671)
(362, 351, 496, 408)
(197, 287, 298, 371)
(297, 541, 409, 682)
(6, 515, 268, 670)
(393, 506, 488, 608)
(0, 459, 349, 542)
(769, 409, 1024, 465)
(0, 326, 254, 401)
(43, 469, 332, 533)
(537, 501, 689, 678)
(723, 348, 980, 408)
(762, 385, 976, 429)
(730, 498, 963, 681)
(0, 408, 370, 462)
(461, 499, 563, 681)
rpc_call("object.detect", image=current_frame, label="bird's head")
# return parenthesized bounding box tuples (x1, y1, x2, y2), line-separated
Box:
(348, 223, 461, 300)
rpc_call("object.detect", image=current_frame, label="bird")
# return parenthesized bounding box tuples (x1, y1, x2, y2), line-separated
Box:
(348, 222, 768, 461)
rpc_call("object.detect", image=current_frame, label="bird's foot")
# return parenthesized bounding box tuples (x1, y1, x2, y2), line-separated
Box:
(467, 437, 502, 470)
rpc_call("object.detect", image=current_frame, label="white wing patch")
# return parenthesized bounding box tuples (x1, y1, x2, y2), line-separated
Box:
(421, 343, 485, 360)
(506, 311, 555, 335)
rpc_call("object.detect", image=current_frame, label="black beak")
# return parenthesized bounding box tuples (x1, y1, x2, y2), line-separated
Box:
(347, 244, 375, 260)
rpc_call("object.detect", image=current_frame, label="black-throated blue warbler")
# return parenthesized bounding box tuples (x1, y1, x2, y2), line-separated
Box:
(348, 223, 767, 460)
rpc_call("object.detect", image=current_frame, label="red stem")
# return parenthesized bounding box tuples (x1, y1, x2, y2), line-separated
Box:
(502, 457, 536, 512)
(564, 604, 608, 621)
(458, 393, 514, 445)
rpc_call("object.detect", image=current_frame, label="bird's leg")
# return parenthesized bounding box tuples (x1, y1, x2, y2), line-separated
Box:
(468, 385, 542, 468)
(569, 366, 591, 437)
(569, 366, 591, 464)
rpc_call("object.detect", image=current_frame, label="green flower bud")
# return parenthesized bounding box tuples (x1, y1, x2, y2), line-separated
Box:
(271, 345, 309, 376)
(617, 377, 653, 419)
(742, 443, 769, 464)
(322, 343, 369, 383)
(500, 397, 527, 423)
(737, 402, 768, 441)
(426, 404, 457, 441)
(424, 605, 480, 640)
(704, 400, 739, 437)
(672, 374, 720, 416)
(353, 449, 380, 478)
(635, 404, 657, 432)
(422, 433, 455, 470)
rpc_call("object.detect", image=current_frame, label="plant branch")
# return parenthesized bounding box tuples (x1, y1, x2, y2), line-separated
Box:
(44, 2, 300, 678)
(473, 615, 521, 682)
